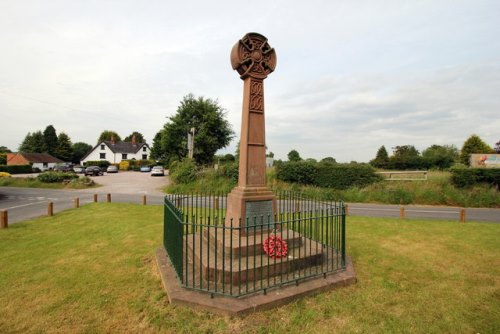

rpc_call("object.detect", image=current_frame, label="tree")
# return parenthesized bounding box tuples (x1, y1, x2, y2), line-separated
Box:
(494, 140, 500, 154)
(0, 146, 11, 153)
(388, 145, 423, 170)
(54, 132, 73, 162)
(320, 157, 337, 164)
(97, 130, 121, 143)
(124, 131, 145, 143)
(43, 125, 58, 155)
(287, 149, 302, 162)
(369, 146, 389, 169)
(149, 132, 164, 160)
(19, 131, 47, 153)
(459, 134, 493, 166)
(156, 94, 234, 165)
(71, 142, 93, 164)
(422, 144, 458, 169)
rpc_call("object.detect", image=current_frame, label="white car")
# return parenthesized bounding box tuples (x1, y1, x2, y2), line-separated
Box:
(150, 166, 164, 176)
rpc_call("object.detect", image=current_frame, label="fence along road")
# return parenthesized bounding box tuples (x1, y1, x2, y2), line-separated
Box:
(1, 186, 499, 225)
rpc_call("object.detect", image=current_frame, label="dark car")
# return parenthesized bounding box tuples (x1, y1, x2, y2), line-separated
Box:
(84, 166, 103, 176)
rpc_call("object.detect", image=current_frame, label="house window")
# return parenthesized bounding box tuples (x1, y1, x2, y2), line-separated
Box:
(122, 154, 128, 160)
(100, 153, 106, 159)
(142, 154, 147, 160)
(142, 146, 147, 152)
(101, 144, 105, 150)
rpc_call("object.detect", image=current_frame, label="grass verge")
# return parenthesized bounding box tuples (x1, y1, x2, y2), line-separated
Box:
(0, 204, 499, 333)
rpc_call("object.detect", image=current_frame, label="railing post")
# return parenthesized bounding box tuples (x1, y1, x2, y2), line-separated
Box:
(341, 203, 346, 267)
(0, 210, 8, 229)
(460, 208, 466, 223)
(107, 193, 111, 203)
(74, 198, 80, 208)
(93, 194, 98, 202)
(48, 202, 53, 216)
(143, 195, 147, 205)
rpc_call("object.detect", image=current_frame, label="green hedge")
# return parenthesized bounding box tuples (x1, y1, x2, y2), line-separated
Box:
(84, 160, 110, 168)
(0, 165, 33, 174)
(37, 172, 79, 183)
(450, 168, 500, 188)
(170, 159, 197, 184)
(276, 161, 382, 189)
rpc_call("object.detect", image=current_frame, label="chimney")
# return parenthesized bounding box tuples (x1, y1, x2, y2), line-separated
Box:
(132, 134, 137, 146)
(111, 135, 115, 145)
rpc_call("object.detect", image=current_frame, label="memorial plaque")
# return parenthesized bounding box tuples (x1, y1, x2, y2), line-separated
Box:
(245, 200, 274, 227)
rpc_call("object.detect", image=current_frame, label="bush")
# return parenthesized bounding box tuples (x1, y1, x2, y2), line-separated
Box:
(217, 162, 239, 183)
(0, 165, 33, 174)
(0, 172, 11, 178)
(451, 168, 500, 188)
(276, 161, 382, 190)
(0, 154, 6, 165)
(170, 159, 197, 184)
(84, 160, 110, 168)
(37, 172, 79, 183)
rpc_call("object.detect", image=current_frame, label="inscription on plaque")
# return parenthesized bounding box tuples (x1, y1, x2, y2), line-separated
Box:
(245, 200, 274, 228)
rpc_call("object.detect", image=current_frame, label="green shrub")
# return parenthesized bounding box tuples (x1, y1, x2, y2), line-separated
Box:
(0, 165, 33, 174)
(170, 159, 197, 184)
(0, 154, 6, 165)
(37, 172, 78, 183)
(84, 160, 110, 168)
(276, 161, 382, 189)
(217, 162, 239, 183)
(450, 168, 500, 188)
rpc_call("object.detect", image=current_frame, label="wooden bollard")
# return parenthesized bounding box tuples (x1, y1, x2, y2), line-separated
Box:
(107, 193, 111, 203)
(48, 202, 54, 216)
(345, 205, 349, 216)
(93, 194, 98, 202)
(142, 195, 147, 205)
(214, 197, 219, 210)
(400, 206, 405, 219)
(74, 198, 80, 208)
(0, 210, 8, 229)
(460, 208, 466, 223)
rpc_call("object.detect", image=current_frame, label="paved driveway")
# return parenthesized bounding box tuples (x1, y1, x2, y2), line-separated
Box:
(80, 171, 169, 196)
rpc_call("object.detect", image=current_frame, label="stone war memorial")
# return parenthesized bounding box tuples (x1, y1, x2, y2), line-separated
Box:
(156, 32, 356, 315)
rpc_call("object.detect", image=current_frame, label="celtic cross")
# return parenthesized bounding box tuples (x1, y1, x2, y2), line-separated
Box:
(230, 33, 276, 188)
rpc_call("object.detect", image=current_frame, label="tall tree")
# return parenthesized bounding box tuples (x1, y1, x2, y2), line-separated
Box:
(97, 130, 121, 143)
(0, 146, 11, 153)
(54, 132, 73, 162)
(43, 125, 58, 155)
(71, 142, 92, 164)
(149, 131, 164, 160)
(422, 144, 458, 169)
(370, 146, 389, 169)
(459, 134, 493, 166)
(124, 131, 145, 143)
(287, 149, 302, 162)
(494, 140, 500, 154)
(388, 145, 423, 170)
(19, 131, 47, 153)
(158, 94, 234, 165)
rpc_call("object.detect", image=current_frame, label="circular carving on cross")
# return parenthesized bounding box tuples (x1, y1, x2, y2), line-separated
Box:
(231, 33, 277, 80)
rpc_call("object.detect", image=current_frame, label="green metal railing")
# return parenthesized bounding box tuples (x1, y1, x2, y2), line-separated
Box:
(163, 192, 346, 297)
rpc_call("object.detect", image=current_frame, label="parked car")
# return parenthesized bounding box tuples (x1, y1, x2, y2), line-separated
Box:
(140, 166, 151, 172)
(84, 166, 103, 176)
(151, 166, 164, 176)
(107, 165, 118, 173)
(73, 166, 85, 174)
(53, 163, 74, 172)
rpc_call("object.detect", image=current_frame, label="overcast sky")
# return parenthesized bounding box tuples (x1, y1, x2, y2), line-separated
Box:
(1, 0, 499, 162)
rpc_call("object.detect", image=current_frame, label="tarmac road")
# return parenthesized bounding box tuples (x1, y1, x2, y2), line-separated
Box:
(1, 172, 499, 224)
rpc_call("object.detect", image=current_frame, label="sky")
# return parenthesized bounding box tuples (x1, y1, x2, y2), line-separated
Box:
(1, 0, 499, 162)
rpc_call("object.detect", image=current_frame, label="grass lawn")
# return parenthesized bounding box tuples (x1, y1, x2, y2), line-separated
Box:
(0, 203, 499, 333)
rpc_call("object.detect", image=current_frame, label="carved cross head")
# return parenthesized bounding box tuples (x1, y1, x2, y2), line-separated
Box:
(231, 33, 277, 80)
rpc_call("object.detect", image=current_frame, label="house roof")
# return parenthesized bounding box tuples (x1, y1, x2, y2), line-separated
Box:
(11, 152, 64, 163)
(103, 141, 148, 154)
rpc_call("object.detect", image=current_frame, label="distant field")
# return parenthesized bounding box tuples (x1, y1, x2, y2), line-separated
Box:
(1, 203, 498, 333)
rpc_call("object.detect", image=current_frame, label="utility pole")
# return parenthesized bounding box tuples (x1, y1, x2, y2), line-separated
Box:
(187, 127, 195, 159)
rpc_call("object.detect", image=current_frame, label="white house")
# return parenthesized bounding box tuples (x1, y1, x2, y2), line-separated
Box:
(81, 136, 150, 165)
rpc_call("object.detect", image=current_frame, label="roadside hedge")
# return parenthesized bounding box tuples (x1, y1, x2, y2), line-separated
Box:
(0, 165, 33, 174)
(170, 159, 197, 184)
(450, 168, 500, 188)
(37, 172, 79, 183)
(276, 161, 383, 189)
(84, 160, 110, 168)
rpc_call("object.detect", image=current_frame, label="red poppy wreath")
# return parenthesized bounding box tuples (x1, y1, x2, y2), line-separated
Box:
(263, 235, 288, 258)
